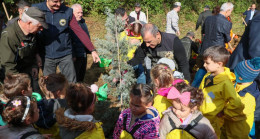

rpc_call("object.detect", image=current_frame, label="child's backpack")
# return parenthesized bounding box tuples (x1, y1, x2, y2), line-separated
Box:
(166, 114, 203, 139)
(119, 116, 143, 139)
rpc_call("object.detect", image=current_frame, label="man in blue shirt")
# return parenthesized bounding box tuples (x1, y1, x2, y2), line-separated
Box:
(33, 0, 100, 83)
(243, 4, 258, 24)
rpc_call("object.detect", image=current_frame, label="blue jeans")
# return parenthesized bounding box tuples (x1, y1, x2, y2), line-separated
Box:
(43, 54, 76, 83)
(191, 68, 207, 88)
(133, 64, 146, 84)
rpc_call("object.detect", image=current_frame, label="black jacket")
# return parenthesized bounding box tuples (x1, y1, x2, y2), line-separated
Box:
(227, 13, 260, 71)
(196, 10, 212, 31)
(200, 14, 232, 54)
(128, 32, 191, 81)
(180, 37, 198, 61)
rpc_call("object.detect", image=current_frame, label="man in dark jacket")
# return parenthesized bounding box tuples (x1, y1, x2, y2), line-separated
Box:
(200, 2, 233, 54)
(0, 7, 47, 84)
(196, 5, 212, 32)
(71, 4, 90, 82)
(243, 4, 258, 24)
(128, 23, 191, 82)
(227, 10, 260, 70)
(33, 0, 100, 83)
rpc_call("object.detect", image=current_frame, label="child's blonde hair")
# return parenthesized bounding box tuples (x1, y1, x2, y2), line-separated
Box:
(4, 73, 31, 98)
(151, 63, 174, 88)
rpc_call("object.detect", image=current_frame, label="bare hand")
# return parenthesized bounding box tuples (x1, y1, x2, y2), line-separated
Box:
(129, 38, 141, 45)
(35, 53, 42, 67)
(91, 51, 101, 63)
(177, 31, 180, 36)
(31, 68, 38, 79)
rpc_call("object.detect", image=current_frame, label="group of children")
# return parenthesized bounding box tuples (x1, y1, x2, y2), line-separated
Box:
(0, 45, 259, 139)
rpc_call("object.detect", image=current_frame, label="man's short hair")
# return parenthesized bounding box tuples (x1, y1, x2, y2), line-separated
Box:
(203, 46, 230, 65)
(140, 23, 159, 38)
(17, 0, 31, 9)
(220, 2, 234, 12)
(115, 8, 126, 17)
(71, 3, 82, 11)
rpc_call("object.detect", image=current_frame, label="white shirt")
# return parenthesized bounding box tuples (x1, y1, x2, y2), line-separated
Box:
(166, 10, 179, 34)
(130, 11, 147, 24)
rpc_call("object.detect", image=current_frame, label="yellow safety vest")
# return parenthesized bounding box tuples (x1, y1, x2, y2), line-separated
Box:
(166, 114, 203, 139)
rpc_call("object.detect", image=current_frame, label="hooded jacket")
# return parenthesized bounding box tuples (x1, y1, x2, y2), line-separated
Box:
(199, 67, 244, 121)
(159, 108, 217, 139)
(56, 108, 105, 139)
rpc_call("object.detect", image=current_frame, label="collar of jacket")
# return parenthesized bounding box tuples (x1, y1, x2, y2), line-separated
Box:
(64, 108, 94, 122)
(204, 67, 236, 85)
(41, 2, 67, 13)
(14, 21, 33, 41)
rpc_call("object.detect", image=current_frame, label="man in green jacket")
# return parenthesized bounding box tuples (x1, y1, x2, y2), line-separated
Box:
(0, 7, 47, 85)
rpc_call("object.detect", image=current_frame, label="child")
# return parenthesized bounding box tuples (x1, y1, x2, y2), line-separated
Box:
(199, 46, 244, 137)
(159, 82, 217, 139)
(0, 96, 45, 138)
(56, 83, 105, 139)
(113, 84, 160, 138)
(0, 73, 33, 126)
(222, 57, 260, 138)
(2, 73, 32, 101)
(151, 63, 182, 118)
(35, 73, 68, 138)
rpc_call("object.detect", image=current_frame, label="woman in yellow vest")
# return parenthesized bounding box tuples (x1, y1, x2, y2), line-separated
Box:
(56, 83, 105, 139)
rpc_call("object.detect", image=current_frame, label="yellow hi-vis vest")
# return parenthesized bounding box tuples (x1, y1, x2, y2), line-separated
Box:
(119, 115, 143, 139)
(166, 114, 203, 139)
(76, 122, 105, 139)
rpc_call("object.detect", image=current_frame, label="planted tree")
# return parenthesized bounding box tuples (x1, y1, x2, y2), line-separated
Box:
(96, 9, 136, 107)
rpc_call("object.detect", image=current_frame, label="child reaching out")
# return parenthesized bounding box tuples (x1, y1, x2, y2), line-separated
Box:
(159, 82, 217, 139)
(35, 73, 68, 138)
(56, 83, 105, 139)
(0, 96, 45, 138)
(113, 84, 160, 139)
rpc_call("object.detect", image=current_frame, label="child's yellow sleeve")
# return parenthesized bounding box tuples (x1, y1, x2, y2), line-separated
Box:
(223, 81, 245, 120)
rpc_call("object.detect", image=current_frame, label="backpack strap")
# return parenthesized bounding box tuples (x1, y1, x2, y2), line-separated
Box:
(168, 116, 177, 132)
(184, 114, 203, 132)
(123, 115, 127, 130)
(21, 131, 40, 139)
(122, 114, 143, 138)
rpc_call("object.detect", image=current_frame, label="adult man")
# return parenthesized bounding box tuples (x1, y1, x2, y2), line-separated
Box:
(33, 0, 100, 83)
(243, 4, 258, 24)
(0, 7, 47, 80)
(71, 4, 90, 82)
(166, 2, 181, 36)
(196, 5, 212, 38)
(129, 3, 147, 24)
(129, 24, 191, 82)
(7, 0, 31, 26)
(180, 31, 198, 61)
(200, 2, 233, 54)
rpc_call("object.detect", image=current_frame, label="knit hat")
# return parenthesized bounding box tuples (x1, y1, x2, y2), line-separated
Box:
(157, 58, 175, 71)
(234, 57, 260, 83)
